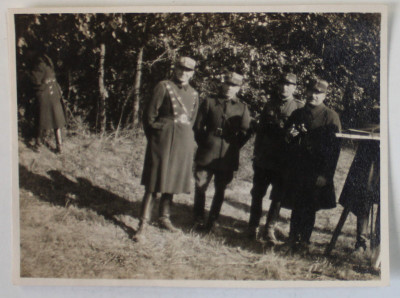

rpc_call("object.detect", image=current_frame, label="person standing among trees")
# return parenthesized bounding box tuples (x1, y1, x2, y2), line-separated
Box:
(135, 57, 199, 241)
(283, 78, 341, 253)
(28, 52, 66, 153)
(193, 72, 251, 232)
(247, 72, 304, 243)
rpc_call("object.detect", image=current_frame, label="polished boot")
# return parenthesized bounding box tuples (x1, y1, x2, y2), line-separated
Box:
(134, 192, 156, 241)
(158, 194, 179, 232)
(204, 187, 225, 233)
(193, 187, 206, 229)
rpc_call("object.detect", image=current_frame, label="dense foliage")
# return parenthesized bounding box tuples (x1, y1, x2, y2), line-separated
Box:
(15, 12, 381, 132)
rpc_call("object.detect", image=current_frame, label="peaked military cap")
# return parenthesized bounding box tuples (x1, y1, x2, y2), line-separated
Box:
(280, 73, 297, 85)
(176, 56, 196, 70)
(224, 72, 244, 86)
(309, 79, 329, 93)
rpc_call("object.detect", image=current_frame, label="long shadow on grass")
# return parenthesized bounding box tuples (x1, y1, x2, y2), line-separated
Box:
(18, 164, 355, 257)
(19, 164, 140, 239)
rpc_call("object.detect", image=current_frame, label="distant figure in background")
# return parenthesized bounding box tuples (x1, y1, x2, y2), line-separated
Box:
(28, 53, 66, 153)
(247, 72, 304, 242)
(284, 78, 341, 252)
(136, 57, 198, 240)
(193, 72, 251, 232)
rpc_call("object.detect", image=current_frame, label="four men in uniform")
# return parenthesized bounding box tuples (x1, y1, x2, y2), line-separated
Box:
(136, 56, 375, 257)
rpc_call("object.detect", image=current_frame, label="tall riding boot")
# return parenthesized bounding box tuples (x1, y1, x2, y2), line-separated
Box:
(193, 187, 206, 226)
(134, 192, 156, 241)
(158, 194, 179, 232)
(288, 208, 301, 246)
(300, 208, 316, 245)
(247, 192, 264, 239)
(205, 187, 225, 232)
(264, 200, 281, 244)
(54, 128, 63, 153)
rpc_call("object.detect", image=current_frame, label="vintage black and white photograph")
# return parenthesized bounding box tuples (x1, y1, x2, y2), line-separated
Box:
(9, 5, 388, 286)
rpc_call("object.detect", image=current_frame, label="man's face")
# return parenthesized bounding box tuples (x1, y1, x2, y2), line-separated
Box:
(222, 83, 240, 99)
(174, 66, 194, 85)
(280, 82, 296, 100)
(307, 90, 326, 106)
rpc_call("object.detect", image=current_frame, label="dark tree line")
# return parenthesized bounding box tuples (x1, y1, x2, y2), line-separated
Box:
(15, 12, 381, 134)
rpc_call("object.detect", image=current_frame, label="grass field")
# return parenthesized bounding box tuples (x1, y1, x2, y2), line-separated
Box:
(17, 130, 380, 281)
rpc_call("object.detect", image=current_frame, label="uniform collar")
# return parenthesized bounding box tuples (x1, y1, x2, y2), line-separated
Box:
(172, 78, 189, 90)
(280, 95, 294, 102)
(217, 95, 239, 105)
(305, 103, 326, 117)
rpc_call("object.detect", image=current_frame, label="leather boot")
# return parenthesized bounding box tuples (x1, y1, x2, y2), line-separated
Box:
(133, 192, 155, 241)
(158, 194, 179, 232)
(193, 188, 206, 230)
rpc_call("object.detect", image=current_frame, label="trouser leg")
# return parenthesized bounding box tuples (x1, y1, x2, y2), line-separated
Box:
(264, 199, 282, 242)
(158, 193, 178, 232)
(249, 166, 269, 228)
(205, 170, 234, 231)
(193, 167, 213, 223)
(289, 207, 301, 244)
(206, 187, 226, 228)
(300, 207, 316, 244)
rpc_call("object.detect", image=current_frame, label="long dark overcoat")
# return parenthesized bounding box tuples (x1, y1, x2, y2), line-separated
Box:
(194, 96, 250, 171)
(141, 80, 199, 194)
(339, 140, 380, 217)
(281, 103, 341, 210)
(30, 55, 66, 130)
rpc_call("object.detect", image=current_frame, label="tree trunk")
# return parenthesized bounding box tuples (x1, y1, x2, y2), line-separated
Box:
(132, 46, 144, 128)
(99, 43, 108, 135)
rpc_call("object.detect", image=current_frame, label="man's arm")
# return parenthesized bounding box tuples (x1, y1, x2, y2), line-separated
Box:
(193, 98, 209, 145)
(143, 82, 166, 136)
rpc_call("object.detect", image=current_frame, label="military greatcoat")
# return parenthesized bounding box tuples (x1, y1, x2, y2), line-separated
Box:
(282, 103, 341, 210)
(141, 79, 199, 194)
(194, 96, 251, 172)
(30, 55, 66, 130)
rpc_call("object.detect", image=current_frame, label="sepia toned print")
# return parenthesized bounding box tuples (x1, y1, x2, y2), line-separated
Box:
(9, 5, 388, 287)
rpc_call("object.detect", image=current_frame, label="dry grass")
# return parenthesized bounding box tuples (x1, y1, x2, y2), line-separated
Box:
(17, 131, 380, 281)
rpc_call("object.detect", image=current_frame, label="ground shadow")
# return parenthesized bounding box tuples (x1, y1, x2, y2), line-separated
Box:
(18, 163, 359, 258)
(19, 164, 140, 239)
